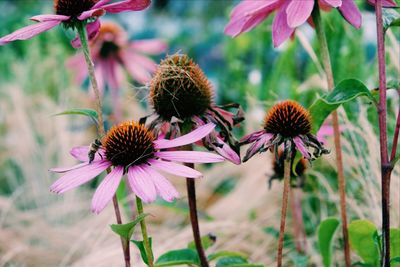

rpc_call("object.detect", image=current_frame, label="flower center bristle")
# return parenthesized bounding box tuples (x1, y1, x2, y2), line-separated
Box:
(263, 100, 311, 138)
(102, 121, 155, 167)
(54, 0, 99, 16)
(150, 54, 213, 121)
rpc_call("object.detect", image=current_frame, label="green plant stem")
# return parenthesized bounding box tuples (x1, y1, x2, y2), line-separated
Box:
(277, 157, 291, 267)
(136, 196, 154, 267)
(312, 5, 351, 267)
(76, 21, 130, 267)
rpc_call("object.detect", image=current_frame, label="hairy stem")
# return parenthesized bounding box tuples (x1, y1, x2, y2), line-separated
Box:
(277, 157, 291, 267)
(77, 22, 130, 267)
(312, 5, 351, 266)
(375, 1, 392, 266)
(136, 197, 154, 267)
(290, 189, 307, 254)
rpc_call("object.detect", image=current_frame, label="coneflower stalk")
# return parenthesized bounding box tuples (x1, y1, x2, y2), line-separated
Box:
(311, 4, 351, 266)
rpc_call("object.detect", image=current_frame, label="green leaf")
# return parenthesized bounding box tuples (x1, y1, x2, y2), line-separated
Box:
(132, 238, 153, 265)
(54, 108, 99, 125)
(391, 228, 400, 260)
(391, 257, 400, 264)
(188, 234, 216, 250)
(348, 220, 380, 266)
(383, 8, 400, 31)
(155, 249, 200, 267)
(317, 217, 340, 267)
(208, 251, 247, 262)
(309, 79, 374, 133)
(110, 213, 148, 241)
(216, 256, 247, 267)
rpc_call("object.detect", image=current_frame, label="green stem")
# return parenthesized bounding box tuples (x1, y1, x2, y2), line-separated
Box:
(76, 21, 130, 267)
(277, 157, 291, 267)
(312, 5, 351, 267)
(136, 196, 154, 267)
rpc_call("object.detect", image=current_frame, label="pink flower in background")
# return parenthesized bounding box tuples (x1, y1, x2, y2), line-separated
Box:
(0, 0, 150, 46)
(224, 0, 362, 47)
(50, 121, 224, 214)
(368, 0, 397, 7)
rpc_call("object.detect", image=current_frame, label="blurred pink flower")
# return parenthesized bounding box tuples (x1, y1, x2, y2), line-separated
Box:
(50, 121, 224, 214)
(0, 0, 150, 46)
(368, 0, 397, 7)
(224, 0, 362, 47)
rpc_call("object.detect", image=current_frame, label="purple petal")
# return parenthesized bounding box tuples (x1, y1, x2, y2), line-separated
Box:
(148, 159, 202, 178)
(127, 165, 157, 203)
(101, 0, 151, 13)
(70, 146, 105, 162)
(154, 123, 216, 149)
(293, 136, 311, 160)
(120, 50, 152, 84)
(213, 137, 241, 165)
(272, 1, 295, 47)
(93, 0, 113, 8)
(143, 165, 179, 202)
(0, 20, 61, 46)
(156, 151, 225, 163)
(77, 8, 105, 21)
(286, 0, 314, 28)
(49, 162, 89, 173)
(50, 160, 111, 194)
(71, 19, 101, 48)
(243, 133, 273, 162)
(320, 0, 342, 8)
(130, 39, 167, 54)
(240, 130, 267, 144)
(338, 0, 362, 29)
(368, 0, 397, 7)
(30, 14, 70, 22)
(91, 166, 124, 214)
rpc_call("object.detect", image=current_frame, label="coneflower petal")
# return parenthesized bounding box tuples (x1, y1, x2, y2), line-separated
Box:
(155, 151, 224, 163)
(243, 133, 273, 162)
(144, 166, 179, 202)
(71, 19, 101, 48)
(91, 166, 124, 214)
(148, 159, 202, 178)
(293, 137, 311, 160)
(127, 165, 157, 203)
(49, 162, 89, 173)
(70, 146, 105, 162)
(213, 137, 241, 165)
(50, 160, 111, 194)
(154, 123, 215, 149)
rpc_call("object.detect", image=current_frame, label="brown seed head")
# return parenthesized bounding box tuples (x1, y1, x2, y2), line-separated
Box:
(54, 0, 99, 16)
(263, 100, 311, 138)
(102, 121, 155, 167)
(150, 54, 213, 121)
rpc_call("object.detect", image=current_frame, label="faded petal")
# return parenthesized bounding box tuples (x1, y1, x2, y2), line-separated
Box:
(213, 137, 241, 165)
(240, 130, 267, 144)
(243, 133, 274, 162)
(127, 165, 157, 203)
(143, 165, 179, 202)
(50, 160, 111, 194)
(91, 166, 124, 214)
(154, 123, 215, 149)
(320, 0, 342, 8)
(286, 0, 314, 28)
(338, 0, 362, 28)
(156, 151, 224, 163)
(148, 159, 202, 178)
(130, 39, 168, 54)
(272, 1, 295, 47)
(293, 136, 311, 160)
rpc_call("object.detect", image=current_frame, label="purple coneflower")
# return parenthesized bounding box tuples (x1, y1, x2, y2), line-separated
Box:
(241, 100, 329, 162)
(0, 0, 150, 46)
(148, 54, 243, 164)
(224, 0, 362, 47)
(50, 121, 224, 214)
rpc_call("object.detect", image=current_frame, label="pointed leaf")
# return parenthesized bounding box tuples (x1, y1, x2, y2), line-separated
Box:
(390, 228, 400, 260)
(348, 220, 380, 266)
(208, 251, 247, 262)
(132, 238, 153, 265)
(216, 256, 247, 267)
(318, 217, 340, 267)
(110, 213, 149, 240)
(188, 234, 216, 250)
(54, 108, 99, 125)
(155, 249, 200, 267)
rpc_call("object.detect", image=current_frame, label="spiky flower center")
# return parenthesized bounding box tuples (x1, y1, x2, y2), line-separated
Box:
(263, 100, 311, 138)
(95, 22, 126, 58)
(150, 54, 213, 121)
(54, 0, 98, 16)
(102, 121, 155, 167)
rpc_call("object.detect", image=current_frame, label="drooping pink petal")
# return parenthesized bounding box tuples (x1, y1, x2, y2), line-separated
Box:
(66, 53, 88, 85)
(49, 162, 89, 173)
(127, 165, 157, 203)
(71, 19, 101, 48)
(30, 14, 70, 22)
(293, 137, 311, 160)
(120, 50, 152, 84)
(211, 107, 235, 126)
(154, 123, 215, 149)
(156, 151, 225, 163)
(0, 20, 62, 45)
(50, 160, 111, 194)
(142, 165, 179, 202)
(148, 159, 202, 178)
(130, 39, 168, 54)
(240, 130, 267, 144)
(338, 0, 362, 28)
(213, 137, 241, 165)
(320, 0, 342, 8)
(91, 166, 124, 214)
(243, 133, 274, 162)
(272, 1, 295, 47)
(101, 0, 151, 13)
(77, 8, 106, 21)
(70, 146, 105, 162)
(286, 0, 315, 28)
(368, 0, 397, 7)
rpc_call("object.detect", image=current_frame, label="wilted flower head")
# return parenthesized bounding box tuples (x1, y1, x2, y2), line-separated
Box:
(224, 0, 362, 47)
(0, 0, 150, 46)
(241, 100, 329, 162)
(50, 121, 224, 214)
(147, 54, 244, 164)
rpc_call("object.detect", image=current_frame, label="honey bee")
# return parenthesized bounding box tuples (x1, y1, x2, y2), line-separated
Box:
(88, 139, 102, 163)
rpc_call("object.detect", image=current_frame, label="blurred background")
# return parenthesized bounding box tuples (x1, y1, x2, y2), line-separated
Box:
(0, 0, 399, 266)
